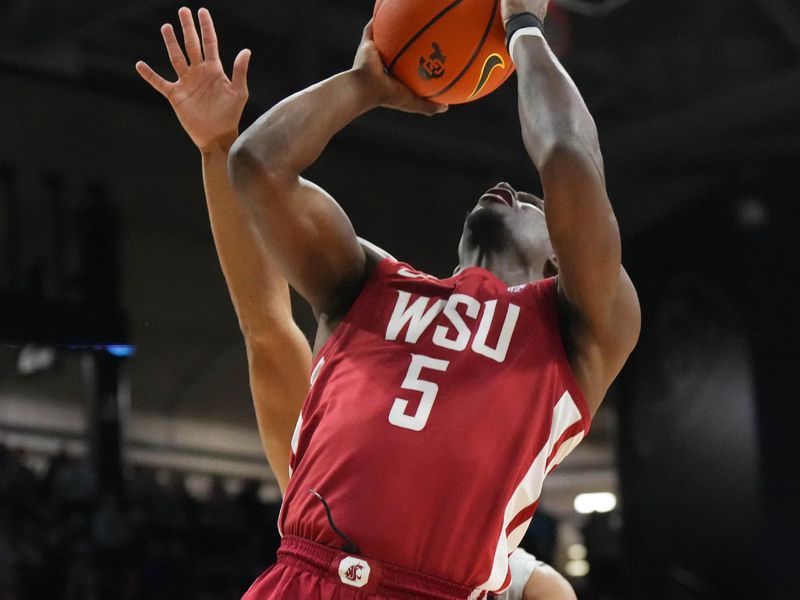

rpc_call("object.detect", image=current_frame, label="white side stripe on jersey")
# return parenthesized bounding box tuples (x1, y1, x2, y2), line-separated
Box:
(502, 432, 585, 559)
(288, 357, 325, 478)
(478, 391, 585, 593)
(506, 518, 532, 554)
(545, 432, 584, 476)
(289, 414, 303, 462)
(310, 356, 326, 386)
(281, 357, 327, 536)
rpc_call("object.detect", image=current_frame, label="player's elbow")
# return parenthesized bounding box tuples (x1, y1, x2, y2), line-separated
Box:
(228, 132, 285, 205)
(539, 136, 603, 179)
(229, 133, 265, 186)
(228, 134, 258, 190)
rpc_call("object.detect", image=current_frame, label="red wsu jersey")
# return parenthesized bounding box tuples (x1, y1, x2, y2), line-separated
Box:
(279, 259, 591, 595)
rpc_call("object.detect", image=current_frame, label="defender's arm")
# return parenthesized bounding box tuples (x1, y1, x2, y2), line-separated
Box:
(137, 7, 310, 492)
(522, 564, 577, 600)
(202, 142, 311, 494)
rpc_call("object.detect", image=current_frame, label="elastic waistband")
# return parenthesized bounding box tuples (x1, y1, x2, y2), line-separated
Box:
(277, 536, 483, 599)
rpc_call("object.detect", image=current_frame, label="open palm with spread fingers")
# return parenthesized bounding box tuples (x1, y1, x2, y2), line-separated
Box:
(136, 6, 251, 151)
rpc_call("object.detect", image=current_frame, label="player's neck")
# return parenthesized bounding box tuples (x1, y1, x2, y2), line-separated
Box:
(459, 250, 543, 287)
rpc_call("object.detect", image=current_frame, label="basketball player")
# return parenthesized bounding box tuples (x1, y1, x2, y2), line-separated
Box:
(222, 0, 640, 594)
(224, 0, 641, 592)
(137, 7, 578, 600)
(224, 0, 641, 596)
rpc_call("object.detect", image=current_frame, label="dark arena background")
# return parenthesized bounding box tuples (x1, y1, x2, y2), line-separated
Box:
(1, 0, 798, 599)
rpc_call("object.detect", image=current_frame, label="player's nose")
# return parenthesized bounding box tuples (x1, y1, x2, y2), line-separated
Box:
(495, 181, 517, 194)
(495, 182, 519, 205)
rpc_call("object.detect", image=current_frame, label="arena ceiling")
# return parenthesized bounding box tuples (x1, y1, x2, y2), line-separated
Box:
(2, 0, 799, 231)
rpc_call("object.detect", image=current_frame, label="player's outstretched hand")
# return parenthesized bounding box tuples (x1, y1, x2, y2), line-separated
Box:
(136, 7, 250, 152)
(352, 21, 448, 117)
(501, 0, 550, 23)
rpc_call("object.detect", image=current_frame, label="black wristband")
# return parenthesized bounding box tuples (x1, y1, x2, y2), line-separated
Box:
(504, 12, 545, 49)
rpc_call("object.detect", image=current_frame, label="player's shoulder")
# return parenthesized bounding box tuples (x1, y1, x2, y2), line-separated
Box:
(507, 275, 559, 299)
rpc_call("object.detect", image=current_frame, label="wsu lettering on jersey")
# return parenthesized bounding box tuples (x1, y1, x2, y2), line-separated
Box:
(385, 290, 521, 363)
(381, 282, 522, 432)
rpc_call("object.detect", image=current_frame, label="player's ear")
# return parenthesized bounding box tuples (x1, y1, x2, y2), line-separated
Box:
(544, 255, 559, 278)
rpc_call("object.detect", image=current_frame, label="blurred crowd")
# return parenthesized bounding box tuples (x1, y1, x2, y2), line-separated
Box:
(0, 444, 280, 600)
(0, 442, 622, 600)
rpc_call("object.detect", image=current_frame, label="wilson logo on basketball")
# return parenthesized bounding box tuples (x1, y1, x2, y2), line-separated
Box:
(418, 42, 446, 80)
(344, 564, 363, 582)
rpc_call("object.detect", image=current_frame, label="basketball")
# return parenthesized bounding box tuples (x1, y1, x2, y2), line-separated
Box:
(372, 0, 514, 105)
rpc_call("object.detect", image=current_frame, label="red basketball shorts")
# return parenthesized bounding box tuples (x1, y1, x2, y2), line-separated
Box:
(242, 536, 485, 600)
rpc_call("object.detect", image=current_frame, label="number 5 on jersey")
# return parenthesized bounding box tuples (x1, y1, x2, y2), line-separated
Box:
(389, 354, 449, 431)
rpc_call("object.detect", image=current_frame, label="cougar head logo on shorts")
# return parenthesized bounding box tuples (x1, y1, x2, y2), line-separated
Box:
(418, 42, 447, 80)
(345, 564, 363, 581)
(338, 556, 371, 588)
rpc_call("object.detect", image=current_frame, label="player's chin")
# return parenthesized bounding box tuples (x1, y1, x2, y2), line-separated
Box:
(464, 207, 509, 251)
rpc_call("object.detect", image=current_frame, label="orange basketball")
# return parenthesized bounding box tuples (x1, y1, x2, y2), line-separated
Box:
(372, 0, 514, 105)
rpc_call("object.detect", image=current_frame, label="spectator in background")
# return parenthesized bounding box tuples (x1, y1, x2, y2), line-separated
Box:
(0, 515, 18, 600)
(63, 541, 98, 600)
(49, 453, 97, 515)
(0, 440, 287, 600)
(92, 492, 134, 598)
(582, 510, 623, 599)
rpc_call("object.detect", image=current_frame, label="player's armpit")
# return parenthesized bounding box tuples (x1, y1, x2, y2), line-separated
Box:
(245, 323, 312, 494)
(535, 144, 639, 406)
(558, 265, 640, 414)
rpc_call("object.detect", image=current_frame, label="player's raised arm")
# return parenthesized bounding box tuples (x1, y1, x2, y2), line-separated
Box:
(228, 22, 446, 318)
(502, 0, 640, 410)
(136, 7, 310, 492)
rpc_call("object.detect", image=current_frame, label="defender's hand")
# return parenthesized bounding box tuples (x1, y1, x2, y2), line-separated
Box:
(501, 0, 550, 24)
(351, 21, 448, 117)
(136, 7, 250, 152)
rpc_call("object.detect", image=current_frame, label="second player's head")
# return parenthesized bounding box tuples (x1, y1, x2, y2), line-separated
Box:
(457, 182, 557, 284)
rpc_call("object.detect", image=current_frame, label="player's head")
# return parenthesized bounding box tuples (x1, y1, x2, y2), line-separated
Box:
(457, 182, 557, 283)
